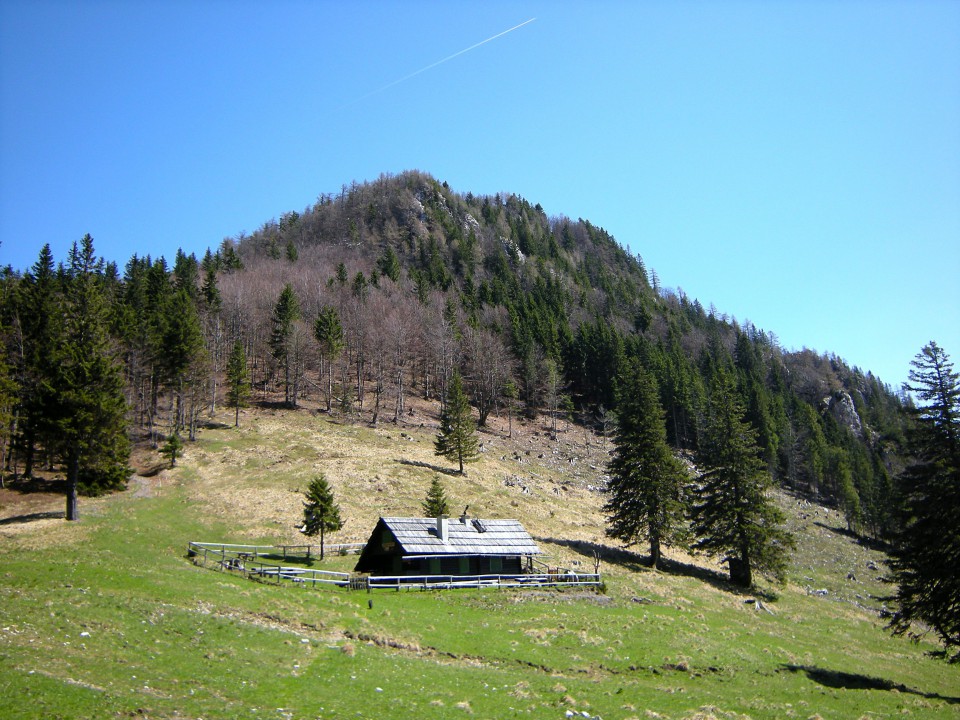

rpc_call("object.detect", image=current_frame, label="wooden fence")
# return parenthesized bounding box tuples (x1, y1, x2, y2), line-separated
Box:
(187, 541, 602, 592)
(187, 540, 364, 561)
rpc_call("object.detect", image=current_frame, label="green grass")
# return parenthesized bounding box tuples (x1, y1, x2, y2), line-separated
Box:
(1, 410, 958, 719)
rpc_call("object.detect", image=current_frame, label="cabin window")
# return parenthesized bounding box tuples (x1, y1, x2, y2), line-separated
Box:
(428, 557, 441, 575)
(458, 557, 470, 574)
(489, 556, 503, 574)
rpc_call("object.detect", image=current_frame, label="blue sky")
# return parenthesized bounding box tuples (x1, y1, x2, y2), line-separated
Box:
(1, 1, 958, 389)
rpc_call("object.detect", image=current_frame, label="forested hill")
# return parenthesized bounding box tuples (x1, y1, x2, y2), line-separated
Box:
(2, 170, 907, 534)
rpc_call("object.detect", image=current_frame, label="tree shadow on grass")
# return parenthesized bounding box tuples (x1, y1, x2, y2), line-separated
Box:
(397, 458, 462, 477)
(812, 521, 892, 553)
(537, 536, 771, 598)
(0, 510, 65, 526)
(4, 476, 68, 495)
(780, 664, 960, 704)
(535, 536, 649, 574)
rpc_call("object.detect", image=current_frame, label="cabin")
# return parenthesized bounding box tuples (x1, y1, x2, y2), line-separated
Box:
(353, 515, 541, 577)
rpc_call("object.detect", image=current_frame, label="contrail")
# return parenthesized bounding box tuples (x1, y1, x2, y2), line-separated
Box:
(344, 17, 536, 107)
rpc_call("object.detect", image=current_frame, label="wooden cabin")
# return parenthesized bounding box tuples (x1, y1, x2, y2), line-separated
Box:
(353, 515, 541, 577)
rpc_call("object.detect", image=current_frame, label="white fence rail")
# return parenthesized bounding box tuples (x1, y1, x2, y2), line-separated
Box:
(366, 572, 602, 590)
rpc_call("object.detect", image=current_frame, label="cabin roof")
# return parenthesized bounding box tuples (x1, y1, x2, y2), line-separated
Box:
(379, 516, 541, 556)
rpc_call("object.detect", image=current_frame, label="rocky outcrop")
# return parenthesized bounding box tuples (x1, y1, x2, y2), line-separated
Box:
(824, 390, 863, 439)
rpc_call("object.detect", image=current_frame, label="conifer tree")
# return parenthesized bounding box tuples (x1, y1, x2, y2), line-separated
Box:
(225, 340, 250, 427)
(160, 432, 183, 468)
(434, 370, 478, 474)
(0, 342, 18, 487)
(377, 246, 401, 282)
(301, 473, 343, 560)
(604, 362, 689, 569)
(161, 287, 205, 431)
(691, 370, 793, 586)
(270, 283, 301, 406)
(52, 235, 130, 520)
(314, 306, 344, 413)
(422, 475, 450, 518)
(888, 342, 960, 656)
(16, 244, 60, 478)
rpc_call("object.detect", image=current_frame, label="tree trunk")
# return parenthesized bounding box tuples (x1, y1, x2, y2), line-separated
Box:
(65, 451, 80, 521)
(326, 360, 334, 413)
(649, 536, 661, 570)
(729, 554, 752, 587)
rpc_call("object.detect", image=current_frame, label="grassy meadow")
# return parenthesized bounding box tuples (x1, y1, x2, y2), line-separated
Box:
(1, 404, 958, 719)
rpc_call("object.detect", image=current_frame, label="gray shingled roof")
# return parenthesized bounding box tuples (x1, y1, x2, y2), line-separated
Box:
(381, 517, 541, 557)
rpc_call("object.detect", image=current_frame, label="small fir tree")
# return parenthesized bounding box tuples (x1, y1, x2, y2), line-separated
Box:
(690, 370, 793, 587)
(422, 476, 450, 518)
(434, 370, 479, 474)
(160, 432, 183, 468)
(604, 362, 689, 569)
(301, 474, 343, 560)
(225, 340, 250, 427)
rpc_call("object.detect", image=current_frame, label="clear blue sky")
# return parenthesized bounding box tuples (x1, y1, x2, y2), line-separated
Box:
(2, 1, 958, 389)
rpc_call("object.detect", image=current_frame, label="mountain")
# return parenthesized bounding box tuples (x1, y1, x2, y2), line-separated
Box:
(2, 170, 907, 536)
(213, 170, 906, 536)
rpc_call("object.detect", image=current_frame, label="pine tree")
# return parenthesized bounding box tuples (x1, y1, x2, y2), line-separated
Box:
(434, 370, 478, 474)
(314, 306, 344, 413)
(0, 342, 18, 487)
(422, 475, 450, 518)
(17, 244, 61, 478)
(604, 362, 689, 569)
(225, 340, 250, 427)
(691, 370, 793, 586)
(160, 432, 183, 468)
(52, 235, 130, 519)
(301, 474, 343, 560)
(888, 342, 960, 656)
(161, 287, 205, 432)
(377, 246, 401, 282)
(270, 284, 301, 406)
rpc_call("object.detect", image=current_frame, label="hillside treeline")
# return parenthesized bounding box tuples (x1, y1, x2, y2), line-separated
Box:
(0, 171, 906, 536)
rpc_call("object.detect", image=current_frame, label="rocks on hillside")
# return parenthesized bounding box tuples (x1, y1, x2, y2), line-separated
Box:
(824, 390, 863, 439)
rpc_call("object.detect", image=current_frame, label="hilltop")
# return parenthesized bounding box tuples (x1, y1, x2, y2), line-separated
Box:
(1, 397, 957, 719)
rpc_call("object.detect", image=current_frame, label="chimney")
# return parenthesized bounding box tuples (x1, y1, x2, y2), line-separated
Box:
(436, 515, 449, 542)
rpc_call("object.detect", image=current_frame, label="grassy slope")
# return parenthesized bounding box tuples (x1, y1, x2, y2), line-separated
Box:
(1, 404, 958, 720)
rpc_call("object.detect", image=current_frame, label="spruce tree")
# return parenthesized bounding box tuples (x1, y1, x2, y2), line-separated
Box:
(270, 284, 301, 406)
(301, 473, 343, 560)
(0, 342, 18, 487)
(691, 370, 793, 587)
(314, 306, 344, 413)
(434, 370, 478, 474)
(422, 476, 450, 518)
(604, 362, 689, 569)
(17, 244, 61, 478)
(52, 235, 130, 519)
(161, 287, 205, 432)
(888, 342, 960, 656)
(160, 432, 183, 468)
(225, 340, 250, 427)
